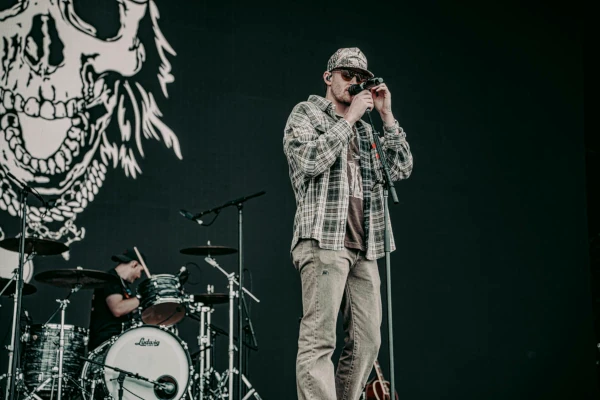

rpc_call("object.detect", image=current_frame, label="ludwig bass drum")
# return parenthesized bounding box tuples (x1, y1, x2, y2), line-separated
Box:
(80, 325, 192, 400)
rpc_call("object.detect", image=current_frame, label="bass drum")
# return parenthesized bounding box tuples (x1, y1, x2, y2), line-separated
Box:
(80, 325, 192, 400)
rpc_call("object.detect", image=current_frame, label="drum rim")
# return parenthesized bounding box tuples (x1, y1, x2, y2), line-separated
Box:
(140, 296, 183, 305)
(140, 273, 179, 280)
(28, 323, 89, 332)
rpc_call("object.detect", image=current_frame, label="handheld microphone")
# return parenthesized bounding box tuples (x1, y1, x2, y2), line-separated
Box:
(348, 77, 384, 96)
(179, 209, 203, 225)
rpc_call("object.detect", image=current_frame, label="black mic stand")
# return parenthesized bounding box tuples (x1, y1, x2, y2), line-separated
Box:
(366, 110, 399, 398)
(180, 190, 266, 400)
(117, 372, 125, 400)
(77, 355, 173, 398)
(241, 293, 259, 386)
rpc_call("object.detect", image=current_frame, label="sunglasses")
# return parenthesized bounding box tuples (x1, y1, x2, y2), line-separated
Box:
(332, 69, 369, 83)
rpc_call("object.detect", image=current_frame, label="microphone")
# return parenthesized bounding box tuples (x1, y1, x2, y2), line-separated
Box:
(348, 77, 384, 96)
(155, 381, 176, 395)
(5, 171, 47, 205)
(179, 209, 203, 225)
(177, 266, 189, 285)
(160, 382, 176, 394)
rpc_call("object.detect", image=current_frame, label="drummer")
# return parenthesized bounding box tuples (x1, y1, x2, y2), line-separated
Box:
(88, 248, 146, 350)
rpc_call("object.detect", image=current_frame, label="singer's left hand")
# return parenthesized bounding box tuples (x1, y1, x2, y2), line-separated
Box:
(370, 84, 395, 125)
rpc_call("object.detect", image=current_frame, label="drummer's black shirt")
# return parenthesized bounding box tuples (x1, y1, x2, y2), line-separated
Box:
(88, 269, 133, 350)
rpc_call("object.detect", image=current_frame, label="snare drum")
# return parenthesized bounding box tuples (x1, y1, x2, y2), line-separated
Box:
(137, 274, 186, 326)
(80, 325, 192, 400)
(21, 324, 88, 398)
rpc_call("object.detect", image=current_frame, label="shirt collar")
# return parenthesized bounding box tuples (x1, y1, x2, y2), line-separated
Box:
(308, 95, 339, 119)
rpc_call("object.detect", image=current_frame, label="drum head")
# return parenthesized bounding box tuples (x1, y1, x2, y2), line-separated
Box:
(103, 325, 191, 400)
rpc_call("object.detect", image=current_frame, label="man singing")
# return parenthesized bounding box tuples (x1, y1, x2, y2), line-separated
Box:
(283, 47, 413, 400)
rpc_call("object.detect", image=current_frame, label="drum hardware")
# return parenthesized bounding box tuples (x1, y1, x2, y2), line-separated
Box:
(29, 267, 116, 400)
(186, 282, 232, 400)
(1, 174, 66, 400)
(202, 256, 261, 400)
(22, 284, 83, 400)
(79, 324, 193, 400)
(180, 190, 266, 399)
(79, 354, 177, 400)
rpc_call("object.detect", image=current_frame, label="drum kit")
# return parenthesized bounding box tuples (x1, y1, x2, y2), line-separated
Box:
(0, 237, 262, 400)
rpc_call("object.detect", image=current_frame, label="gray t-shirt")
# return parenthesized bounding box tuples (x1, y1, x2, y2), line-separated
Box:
(344, 132, 365, 251)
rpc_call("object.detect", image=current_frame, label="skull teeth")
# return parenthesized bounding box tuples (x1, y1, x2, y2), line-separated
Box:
(1, 114, 86, 174)
(0, 87, 86, 120)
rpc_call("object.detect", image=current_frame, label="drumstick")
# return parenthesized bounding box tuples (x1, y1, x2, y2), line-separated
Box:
(133, 246, 152, 278)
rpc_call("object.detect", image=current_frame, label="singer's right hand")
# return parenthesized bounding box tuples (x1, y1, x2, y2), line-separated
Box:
(344, 90, 374, 125)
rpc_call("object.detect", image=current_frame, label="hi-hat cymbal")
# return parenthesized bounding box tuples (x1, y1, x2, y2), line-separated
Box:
(0, 237, 68, 256)
(0, 277, 37, 296)
(189, 293, 229, 305)
(34, 269, 118, 289)
(180, 246, 237, 256)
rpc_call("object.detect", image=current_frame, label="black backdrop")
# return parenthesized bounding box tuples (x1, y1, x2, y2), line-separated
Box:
(0, 0, 593, 399)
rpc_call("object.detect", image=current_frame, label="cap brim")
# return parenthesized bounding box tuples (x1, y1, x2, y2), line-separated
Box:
(346, 67, 374, 78)
(111, 254, 134, 263)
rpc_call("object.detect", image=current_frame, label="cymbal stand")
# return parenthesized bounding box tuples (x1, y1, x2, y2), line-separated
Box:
(189, 301, 213, 400)
(56, 294, 73, 400)
(4, 187, 29, 400)
(23, 285, 81, 400)
(203, 256, 260, 399)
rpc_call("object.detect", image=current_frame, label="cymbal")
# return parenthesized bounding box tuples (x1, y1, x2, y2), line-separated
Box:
(189, 293, 229, 305)
(0, 237, 68, 256)
(180, 246, 237, 256)
(34, 269, 118, 289)
(0, 277, 37, 296)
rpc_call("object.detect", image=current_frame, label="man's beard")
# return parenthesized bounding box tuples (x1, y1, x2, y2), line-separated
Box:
(333, 87, 351, 106)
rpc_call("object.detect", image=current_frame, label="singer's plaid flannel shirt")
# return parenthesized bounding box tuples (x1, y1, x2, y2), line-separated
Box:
(283, 95, 413, 260)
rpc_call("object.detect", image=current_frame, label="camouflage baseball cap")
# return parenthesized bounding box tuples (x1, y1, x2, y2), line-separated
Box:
(327, 47, 374, 78)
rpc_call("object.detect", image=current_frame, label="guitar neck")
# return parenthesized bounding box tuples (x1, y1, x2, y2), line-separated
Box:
(374, 360, 385, 382)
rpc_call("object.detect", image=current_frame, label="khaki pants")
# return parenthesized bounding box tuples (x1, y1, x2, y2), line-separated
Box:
(293, 239, 382, 400)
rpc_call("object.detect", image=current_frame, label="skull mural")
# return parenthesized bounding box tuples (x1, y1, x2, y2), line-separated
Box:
(0, 0, 181, 250)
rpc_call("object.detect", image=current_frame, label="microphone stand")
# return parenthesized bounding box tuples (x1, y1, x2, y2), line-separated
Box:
(77, 355, 172, 397)
(366, 110, 399, 399)
(117, 372, 125, 400)
(180, 190, 265, 400)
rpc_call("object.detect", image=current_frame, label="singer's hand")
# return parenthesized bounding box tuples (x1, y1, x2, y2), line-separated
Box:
(344, 91, 374, 125)
(370, 84, 395, 125)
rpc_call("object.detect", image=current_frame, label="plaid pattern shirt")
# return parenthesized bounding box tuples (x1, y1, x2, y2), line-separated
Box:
(283, 95, 413, 260)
